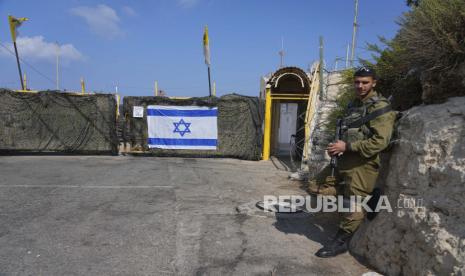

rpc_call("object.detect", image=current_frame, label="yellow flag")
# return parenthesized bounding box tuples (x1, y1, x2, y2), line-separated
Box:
(8, 15, 28, 42)
(203, 25, 210, 66)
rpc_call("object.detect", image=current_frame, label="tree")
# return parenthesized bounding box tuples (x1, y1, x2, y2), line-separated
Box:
(406, 0, 421, 7)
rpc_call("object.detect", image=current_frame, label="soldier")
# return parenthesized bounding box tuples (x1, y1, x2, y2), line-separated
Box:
(309, 67, 397, 258)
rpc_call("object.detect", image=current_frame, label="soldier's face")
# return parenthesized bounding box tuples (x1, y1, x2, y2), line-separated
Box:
(354, 76, 376, 99)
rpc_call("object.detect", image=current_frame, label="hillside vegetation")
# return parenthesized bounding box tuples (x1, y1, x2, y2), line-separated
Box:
(363, 0, 465, 110)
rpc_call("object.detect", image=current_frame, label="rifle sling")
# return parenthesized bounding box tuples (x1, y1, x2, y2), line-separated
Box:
(347, 105, 392, 129)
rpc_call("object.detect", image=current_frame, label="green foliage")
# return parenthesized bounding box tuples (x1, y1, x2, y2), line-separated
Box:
(399, 0, 465, 73)
(325, 69, 356, 132)
(360, 0, 465, 109)
(360, 37, 423, 110)
(325, 0, 465, 133)
(406, 0, 421, 7)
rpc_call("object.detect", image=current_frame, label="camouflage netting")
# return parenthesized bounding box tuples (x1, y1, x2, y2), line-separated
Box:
(122, 94, 264, 160)
(0, 89, 118, 154)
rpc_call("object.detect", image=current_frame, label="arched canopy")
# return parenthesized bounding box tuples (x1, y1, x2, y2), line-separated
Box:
(268, 67, 312, 95)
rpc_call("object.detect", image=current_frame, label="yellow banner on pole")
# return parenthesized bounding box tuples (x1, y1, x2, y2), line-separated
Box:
(203, 25, 210, 66)
(8, 15, 28, 42)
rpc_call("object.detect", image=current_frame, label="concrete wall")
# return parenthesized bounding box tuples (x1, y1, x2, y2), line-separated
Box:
(306, 71, 345, 176)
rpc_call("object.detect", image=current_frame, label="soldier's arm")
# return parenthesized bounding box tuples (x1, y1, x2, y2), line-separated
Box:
(346, 103, 396, 158)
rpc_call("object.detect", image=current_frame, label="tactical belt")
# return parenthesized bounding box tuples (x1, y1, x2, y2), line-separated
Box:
(347, 105, 392, 129)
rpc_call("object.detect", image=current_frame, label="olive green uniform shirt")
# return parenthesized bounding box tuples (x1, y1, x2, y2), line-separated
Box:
(308, 90, 396, 233)
(341, 90, 397, 170)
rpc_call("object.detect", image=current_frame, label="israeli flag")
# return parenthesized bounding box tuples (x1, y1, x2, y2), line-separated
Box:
(147, 105, 218, 150)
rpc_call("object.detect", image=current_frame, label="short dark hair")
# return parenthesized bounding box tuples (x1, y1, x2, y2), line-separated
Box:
(354, 66, 377, 79)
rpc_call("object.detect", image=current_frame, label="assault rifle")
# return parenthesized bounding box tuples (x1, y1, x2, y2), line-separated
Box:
(330, 118, 344, 177)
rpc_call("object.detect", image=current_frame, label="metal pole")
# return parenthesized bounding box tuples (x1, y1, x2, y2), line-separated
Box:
(319, 36, 324, 100)
(80, 77, 85, 94)
(346, 43, 350, 68)
(350, 0, 359, 67)
(13, 41, 24, 90)
(154, 81, 158, 96)
(207, 66, 212, 97)
(213, 81, 216, 97)
(56, 42, 60, 90)
(23, 73, 27, 90)
(279, 37, 284, 68)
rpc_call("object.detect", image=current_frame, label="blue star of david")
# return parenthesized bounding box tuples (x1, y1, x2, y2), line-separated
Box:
(173, 118, 191, 137)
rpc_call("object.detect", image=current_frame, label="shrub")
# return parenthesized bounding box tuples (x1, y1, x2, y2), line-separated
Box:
(363, 0, 465, 109)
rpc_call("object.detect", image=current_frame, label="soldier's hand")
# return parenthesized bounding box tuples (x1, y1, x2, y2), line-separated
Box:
(327, 140, 346, 156)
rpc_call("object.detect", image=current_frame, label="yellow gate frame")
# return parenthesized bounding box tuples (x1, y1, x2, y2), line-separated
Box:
(262, 64, 320, 161)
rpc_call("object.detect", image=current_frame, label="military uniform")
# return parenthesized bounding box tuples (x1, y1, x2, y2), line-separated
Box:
(309, 90, 396, 233)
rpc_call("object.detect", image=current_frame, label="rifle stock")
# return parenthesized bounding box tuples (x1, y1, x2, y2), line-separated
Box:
(330, 118, 343, 176)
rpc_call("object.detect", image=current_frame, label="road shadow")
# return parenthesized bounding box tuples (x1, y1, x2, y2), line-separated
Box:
(271, 194, 378, 270)
(271, 196, 340, 246)
(270, 155, 301, 172)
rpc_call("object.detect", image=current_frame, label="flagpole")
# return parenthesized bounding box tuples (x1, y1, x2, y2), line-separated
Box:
(203, 25, 212, 97)
(9, 15, 28, 91)
(207, 66, 212, 97)
(13, 41, 25, 90)
(56, 41, 60, 90)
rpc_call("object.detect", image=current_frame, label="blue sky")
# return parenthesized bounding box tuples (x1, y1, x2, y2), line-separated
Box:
(0, 0, 410, 97)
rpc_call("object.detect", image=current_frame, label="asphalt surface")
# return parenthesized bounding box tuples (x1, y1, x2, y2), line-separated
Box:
(0, 156, 370, 275)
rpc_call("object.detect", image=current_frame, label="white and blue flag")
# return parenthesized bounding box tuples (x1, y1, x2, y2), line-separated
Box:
(147, 105, 218, 150)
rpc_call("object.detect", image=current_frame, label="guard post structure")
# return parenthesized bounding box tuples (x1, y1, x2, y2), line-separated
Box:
(261, 66, 320, 166)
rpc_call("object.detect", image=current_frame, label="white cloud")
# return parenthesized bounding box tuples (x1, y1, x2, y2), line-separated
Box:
(122, 6, 137, 17)
(177, 0, 199, 8)
(71, 4, 123, 39)
(0, 36, 83, 64)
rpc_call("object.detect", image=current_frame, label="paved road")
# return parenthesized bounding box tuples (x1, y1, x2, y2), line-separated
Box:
(0, 156, 370, 275)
